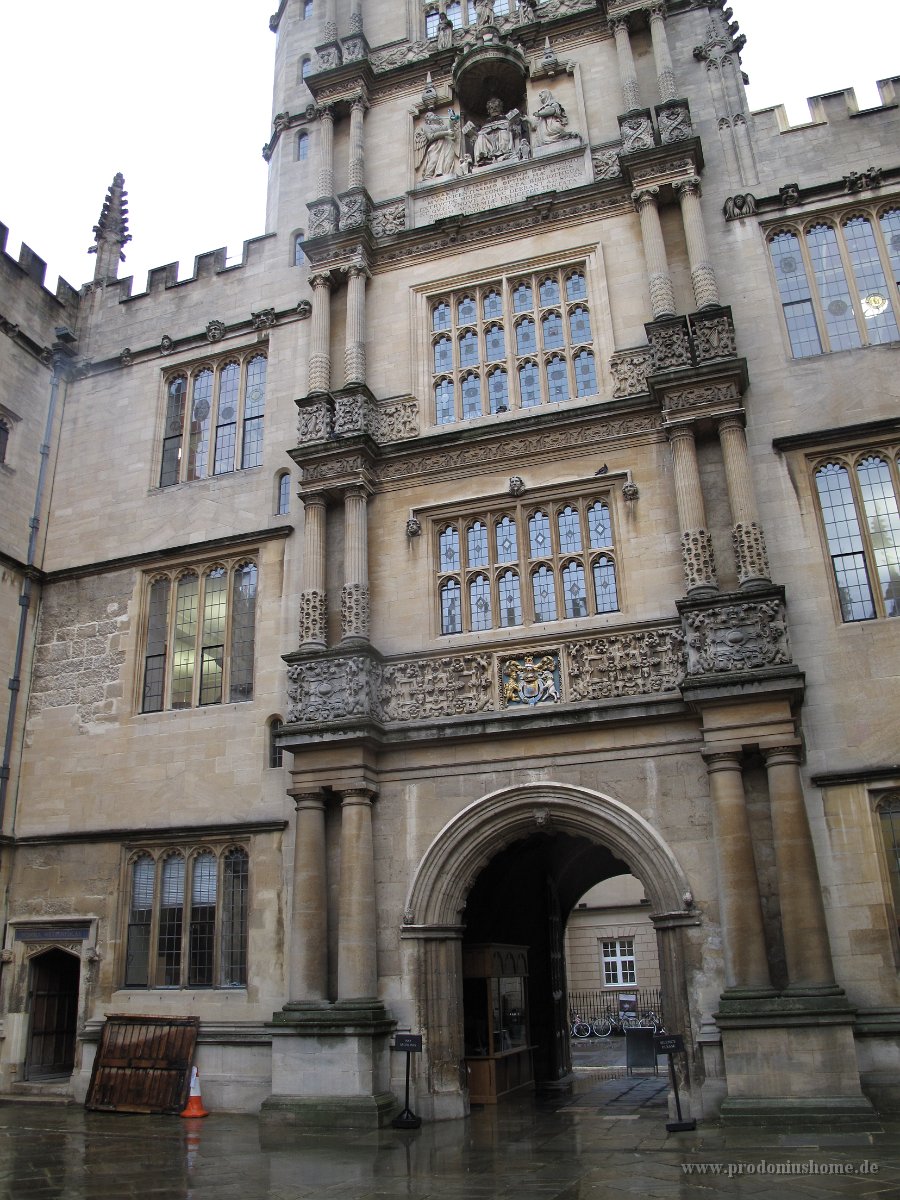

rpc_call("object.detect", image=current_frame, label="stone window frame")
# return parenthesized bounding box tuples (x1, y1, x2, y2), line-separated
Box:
(807, 440, 900, 623)
(423, 1, 513, 40)
(275, 469, 291, 515)
(764, 202, 900, 359)
(120, 840, 249, 991)
(429, 482, 620, 637)
(600, 936, 636, 987)
(268, 715, 285, 768)
(0, 403, 20, 472)
(873, 789, 900, 947)
(139, 552, 259, 714)
(158, 349, 267, 489)
(426, 262, 599, 426)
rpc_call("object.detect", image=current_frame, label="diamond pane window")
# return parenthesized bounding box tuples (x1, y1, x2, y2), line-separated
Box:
(495, 516, 518, 563)
(488, 369, 509, 413)
(441, 578, 462, 634)
(467, 521, 489, 568)
(498, 570, 522, 627)
(558, 506, 582, 554)
(562, 560, 588, 618)
(593, 555, 619, 612)
(440, 525, 460, 571)
(470, 574, 492, 631)
(529, 511, 551, 558)
(532, 565, 557, 622)
(588, 501, 612, 548)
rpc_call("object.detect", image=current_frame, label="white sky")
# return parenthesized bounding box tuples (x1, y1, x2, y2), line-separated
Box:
(2, 0, 898, 293)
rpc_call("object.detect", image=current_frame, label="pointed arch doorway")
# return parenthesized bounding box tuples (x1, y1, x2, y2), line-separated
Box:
(402, 783, 698, 1121)
(25, 948, 80, 1080)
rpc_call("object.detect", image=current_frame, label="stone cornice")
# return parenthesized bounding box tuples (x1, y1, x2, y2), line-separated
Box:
(43, 525, 293, 584)
(726, 166, 900, 224)
(772, 418, 900, 454)
(810, 765, 900, 788)
(14, 818, 288, 847)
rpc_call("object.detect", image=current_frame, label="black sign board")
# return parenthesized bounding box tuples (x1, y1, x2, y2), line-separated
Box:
(655, 1033, 685, 1055)
(394, 1033, 423, 1052)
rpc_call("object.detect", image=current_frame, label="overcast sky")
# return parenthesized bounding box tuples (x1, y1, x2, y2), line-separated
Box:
(2, 0, 898, 292)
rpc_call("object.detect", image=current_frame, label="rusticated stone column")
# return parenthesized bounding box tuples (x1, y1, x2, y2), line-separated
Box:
(673, 177, 721, 310)
(317, 105, 335, 199)
(348, 96, 367, 191)
(717, 414, 772, 588)
(704, 751, 774, 994)
(308, 273, 332, 394)
(648, 3, 678, 102)
(299, 493, 327, 649)
(344, 260, 369, 386)
(610, 16, 642, 112)
(667, 424, 718, 594)
(288, 791, 328, 1002)
(337, 788, 378, 1001)
(764, 746, 839, 993)
(341, 485, 370, 643)
(632, 187, 676, 320)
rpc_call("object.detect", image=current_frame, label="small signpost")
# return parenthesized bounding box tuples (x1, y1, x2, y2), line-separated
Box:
(392, 1033, 423, 1129)
(653, 1033, 696, 1132)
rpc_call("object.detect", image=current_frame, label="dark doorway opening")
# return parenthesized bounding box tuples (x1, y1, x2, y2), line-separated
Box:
(25, 948, 80, 1080)
(462, 831, 632, 1091)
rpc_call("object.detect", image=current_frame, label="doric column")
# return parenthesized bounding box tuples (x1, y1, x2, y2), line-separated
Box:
(648, 3, 678, 102)
(324, 0, 338, 43)
(317, 105, 335, 199)
(667, 424, 718, 594)
(632, 188, 676, 320)
(337, 788, 378, 1002)
(348, 96, 367, 191)
(704, 752, 774, 994)
(341, 485, 370, 644)
(344, 260, 369, 386)
(610, 16, 642, 112)
(717, 414, 772, 588)
(673, 177, 720, 310)
(763, 746, 838, 993)
(308, 272, 333, 394)
(289, 791, 328, 1002)
(299, 493, 328, 649)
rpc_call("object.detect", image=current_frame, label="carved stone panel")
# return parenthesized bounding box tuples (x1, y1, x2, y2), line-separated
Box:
(380, 654, 493, 721)
(334, 391, 373, 438)
(414, 155, 586, 226)
(567, 629, 684, 700)
(682, 598, 790, 675)
(287, 656, 379, 723)
(500, 652, 561, 708)
(297, 398, 333, 445)
(609, 348, 653, 398)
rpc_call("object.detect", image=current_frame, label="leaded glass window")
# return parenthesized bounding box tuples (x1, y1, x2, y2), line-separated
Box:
(488, 369, 509, 413)
(495, 516, 518, 562)
(470, 574, 492, 631)
(441, 578, 462, 634)
(498, 570, 522, 627)
(467, 521, 489, 568)
(532, 565, 557, 622)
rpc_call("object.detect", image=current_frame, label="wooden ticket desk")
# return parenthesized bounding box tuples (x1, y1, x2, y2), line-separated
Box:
(462, 944, 533, 1104)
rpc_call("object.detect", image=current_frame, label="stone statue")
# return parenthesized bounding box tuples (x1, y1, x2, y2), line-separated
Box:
(531, 90, 578, 145)
(436, 12, 453, 50)
(475, 0, 495, 28)
(518, 0, 537, 22)
(468, 97, 525, 166)
(415, 110, 462, 180)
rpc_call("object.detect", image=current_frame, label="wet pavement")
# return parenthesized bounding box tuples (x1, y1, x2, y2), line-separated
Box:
(2, 1042, 899, 1200)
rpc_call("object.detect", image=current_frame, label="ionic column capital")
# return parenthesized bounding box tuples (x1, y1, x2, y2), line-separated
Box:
(631, 185, 660, 210)
(717, 412, 746, 435)
(674, 175, 702, 199)
(308, 271, 334, 293)
(350, 93, 370, 115)
(316, 103, 336, 126)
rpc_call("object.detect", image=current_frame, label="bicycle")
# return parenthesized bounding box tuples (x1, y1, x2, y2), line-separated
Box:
(570, 1012, 593, 1038)
(591, 1012, 643, 1037)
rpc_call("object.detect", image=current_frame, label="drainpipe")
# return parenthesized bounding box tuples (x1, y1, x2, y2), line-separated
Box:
(0, 335, 76, 829)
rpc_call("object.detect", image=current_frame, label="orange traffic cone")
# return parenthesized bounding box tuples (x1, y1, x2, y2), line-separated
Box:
(180, 1066, 209, 1118)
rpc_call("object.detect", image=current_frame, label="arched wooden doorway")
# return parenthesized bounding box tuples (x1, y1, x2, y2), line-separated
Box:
(25, 948, 80, 1080)
(402, 783, 699, 1120)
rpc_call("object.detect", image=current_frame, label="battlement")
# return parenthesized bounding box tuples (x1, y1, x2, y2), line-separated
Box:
(751, 76, 900, 138)
(103, 231, 276, 308)
(0, 222, 80, 312)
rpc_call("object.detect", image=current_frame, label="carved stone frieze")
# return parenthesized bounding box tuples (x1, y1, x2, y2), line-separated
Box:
(682, 598, 790, 676)
(413, 154, 587, 226)
(341, 35, 367, 63)
(339, 191, 369, 231)
(316, 44, 342, 71)
(629, 157, 694, 185)
(663, 382, 740, 412)
(299, 590, 327, 646)
(500, 652, 561, 708)
(657, 101, 692, 145)
(567, 629, 684, 700)
(380, 654, 493, 721)
(308, 198, 339, 238)
(299, 455, 369, 484)
(591, 148, 622, 181)
(609, 348, 653, 398)
(287, 655, 377, 723)
(732, 521, 771, 585)
(371, 400, 419, 442)
(648, 322, 692, 369)
(681, 529, 718, 593)
(619, 112, 655, 155)
(692, 313, 737, 361)
(341, 584, 370, 641)
(371, 201, 407, 238)
(298, 398, 333, 444)
(334, 391, 373, 438)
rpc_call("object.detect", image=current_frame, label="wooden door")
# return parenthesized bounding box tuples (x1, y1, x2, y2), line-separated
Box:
(25, 948, 80, 1080)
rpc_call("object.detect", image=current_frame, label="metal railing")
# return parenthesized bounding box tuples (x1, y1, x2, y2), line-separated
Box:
(568, 987, 664, 1025)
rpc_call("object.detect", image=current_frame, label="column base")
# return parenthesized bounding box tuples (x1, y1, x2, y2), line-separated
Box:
(260, 1091, 397, 1131)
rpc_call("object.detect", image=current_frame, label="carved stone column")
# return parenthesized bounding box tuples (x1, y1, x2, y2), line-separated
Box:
(610, 16, 642, 112)
(337, 788, 378, 1002)
(344, 260, 369, 387)
(667, 424, 718, 595)
(324, 0, 338, 43)
(763, 746, 840, 994)
(632, 187, 676, 320)
(299, 493, 328, 650)
(341, 485, 370, 644)
(704, 752, 774, 995)
(308, 273, 333, 394)
(673, 177, 721, 311)
(348, 96, 367, 191)
(717, 414, 771, 588)
(317, 105, 336, 199)
(288, 791, 328, 1003)
(648, 3, 678, 102)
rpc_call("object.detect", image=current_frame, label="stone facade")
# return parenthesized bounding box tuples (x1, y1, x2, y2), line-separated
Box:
(0, 0, 898, 1126)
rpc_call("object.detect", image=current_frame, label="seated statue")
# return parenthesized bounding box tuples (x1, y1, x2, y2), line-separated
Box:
(531, 90, 579, 145)
(468, 97, 528, 166)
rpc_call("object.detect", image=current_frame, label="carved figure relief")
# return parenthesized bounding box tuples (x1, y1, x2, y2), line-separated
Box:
(436, 13, 454, 49)
(723, 193, 757, 220)
(682, 599, 789, 675)
(475, 0, 496, 29)
(532, 90, 578, 145)
(415, 110, 463, 180)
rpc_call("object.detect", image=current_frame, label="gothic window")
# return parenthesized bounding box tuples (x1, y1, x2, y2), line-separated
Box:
(813, 449, 900, 621)
(293, 231, 306, 265)
(427, 264, 597, 422)
(768, 206, 900, 357)
(141, 556, 258, 712)
(438, 0, 482, 32)
(159, 353, 266, 486)
(296, 132, 309, 161)
(124, 845, 249, 989)
(433, 493, 619, 634)
(425, 6, 440, 37)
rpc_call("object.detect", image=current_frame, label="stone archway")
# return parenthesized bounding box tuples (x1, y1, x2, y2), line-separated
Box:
(401, 783, 699, 1120)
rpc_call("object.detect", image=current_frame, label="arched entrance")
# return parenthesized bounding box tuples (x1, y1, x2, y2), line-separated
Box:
(402, 783, 698, 1120)
(25, 948, 80, 1080)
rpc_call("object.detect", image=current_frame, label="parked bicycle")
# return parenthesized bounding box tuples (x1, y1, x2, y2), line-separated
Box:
(570, 1012, 593, 1038)
(591, 1009, 661, 1037)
